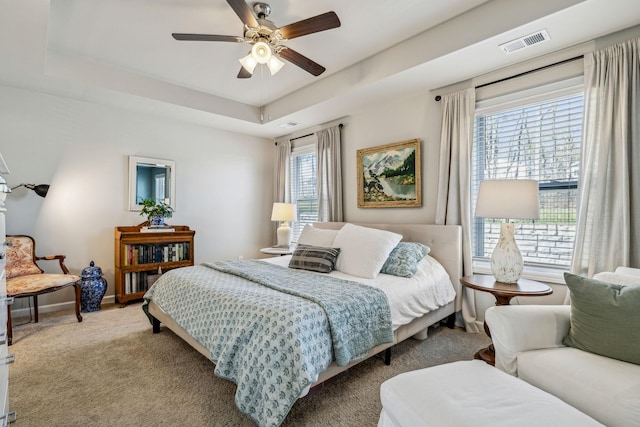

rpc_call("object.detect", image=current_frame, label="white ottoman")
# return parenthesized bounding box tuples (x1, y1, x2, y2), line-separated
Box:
(378, 360, 604, 427)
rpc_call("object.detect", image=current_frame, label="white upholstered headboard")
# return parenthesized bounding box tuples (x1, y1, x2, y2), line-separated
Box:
(313, 222, 463, 311)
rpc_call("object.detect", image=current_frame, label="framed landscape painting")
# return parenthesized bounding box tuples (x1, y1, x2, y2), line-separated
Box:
(357, 138, 422, 208)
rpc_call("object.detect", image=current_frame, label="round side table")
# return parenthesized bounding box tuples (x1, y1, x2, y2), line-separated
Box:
(460, 274, 552, 365)
(260, 247, 293, 256)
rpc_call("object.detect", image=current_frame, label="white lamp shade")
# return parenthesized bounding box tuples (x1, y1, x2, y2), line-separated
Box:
(475, 179, 540, 220)
(251, 41, 272, 64)
(271, 203, 297, 222)
(239, 54, 258, 74)
(267, 55, 285, 75)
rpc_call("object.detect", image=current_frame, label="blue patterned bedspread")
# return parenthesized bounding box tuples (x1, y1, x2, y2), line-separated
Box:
(143, 260, 392, 427)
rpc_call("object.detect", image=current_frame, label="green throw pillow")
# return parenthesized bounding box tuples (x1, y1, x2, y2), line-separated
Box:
(562, 272, 640, 365)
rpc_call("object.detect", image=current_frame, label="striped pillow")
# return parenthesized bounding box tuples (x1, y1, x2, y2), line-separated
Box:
(288, 244, 341, 273)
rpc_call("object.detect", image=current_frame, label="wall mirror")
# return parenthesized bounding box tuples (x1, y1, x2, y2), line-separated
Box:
(128, 155, 176, 211)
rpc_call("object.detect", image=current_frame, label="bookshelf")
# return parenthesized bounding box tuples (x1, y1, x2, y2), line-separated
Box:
(114, 225, 195, 307)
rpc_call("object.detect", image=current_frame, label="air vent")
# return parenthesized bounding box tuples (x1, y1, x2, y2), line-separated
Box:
(279, 121, 300, 129)
(499, 29, 550, 55)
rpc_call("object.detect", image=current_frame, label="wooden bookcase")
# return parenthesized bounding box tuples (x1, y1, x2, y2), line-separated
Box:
(114, 225, 195, 307)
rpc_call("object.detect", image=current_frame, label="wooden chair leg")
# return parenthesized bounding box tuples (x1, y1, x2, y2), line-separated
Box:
(7, 305, 12, 346)
(74, 284, 83, 323)
(33, 295, 39, 323)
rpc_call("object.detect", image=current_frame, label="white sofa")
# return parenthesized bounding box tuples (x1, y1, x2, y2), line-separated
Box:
(486, 267, 640, 427)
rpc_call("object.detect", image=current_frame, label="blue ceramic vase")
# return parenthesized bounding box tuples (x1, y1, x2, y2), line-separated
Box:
(150, 215, 165, 226)
(80, 261, 108, 312)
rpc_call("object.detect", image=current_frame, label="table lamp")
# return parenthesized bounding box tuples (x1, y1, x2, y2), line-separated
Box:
(475, 179, 539, 283)
(271, 202, 297, 247)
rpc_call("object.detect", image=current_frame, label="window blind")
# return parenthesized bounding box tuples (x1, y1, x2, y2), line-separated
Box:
(290, 144, 318, 242)
(472, 91, 583, 267)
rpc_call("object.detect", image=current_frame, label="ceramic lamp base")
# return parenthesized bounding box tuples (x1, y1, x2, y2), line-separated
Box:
(276, 223, 292, 247)
(491, 222, 523, 284)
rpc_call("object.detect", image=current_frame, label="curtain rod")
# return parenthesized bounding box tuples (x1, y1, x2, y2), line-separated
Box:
(276, 123, 343, 145)
(434, 55, 584, 101)
(290, 133, 313, 142)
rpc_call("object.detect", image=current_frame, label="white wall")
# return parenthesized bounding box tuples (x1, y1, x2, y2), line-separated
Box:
(341, 91, 443, 224)
(0, 85, 273, 312)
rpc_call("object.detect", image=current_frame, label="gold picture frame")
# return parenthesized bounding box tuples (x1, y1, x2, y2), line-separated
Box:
(357, 138, 422, 208)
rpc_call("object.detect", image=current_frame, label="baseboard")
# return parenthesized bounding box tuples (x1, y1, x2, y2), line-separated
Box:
(10, 295, 116, 318)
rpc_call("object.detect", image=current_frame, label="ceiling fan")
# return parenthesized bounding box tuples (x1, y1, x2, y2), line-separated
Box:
(172, 0, 341, 78)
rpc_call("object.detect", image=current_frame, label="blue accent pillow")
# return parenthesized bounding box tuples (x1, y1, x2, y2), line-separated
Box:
(380, 242, 431, 278)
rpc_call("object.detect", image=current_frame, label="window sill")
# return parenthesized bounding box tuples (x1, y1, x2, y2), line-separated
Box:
(472, 260, 569, 285)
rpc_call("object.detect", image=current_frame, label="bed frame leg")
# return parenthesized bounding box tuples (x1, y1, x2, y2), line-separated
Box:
(445, 313, 456, 329)
(384, 348, 391, 365)
(152, 316, 161, 333)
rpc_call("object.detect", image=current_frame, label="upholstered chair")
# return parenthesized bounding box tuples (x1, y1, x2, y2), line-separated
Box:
(5, 235, 82, 345)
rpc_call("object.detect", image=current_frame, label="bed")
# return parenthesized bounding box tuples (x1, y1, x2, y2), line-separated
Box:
(143, 222, 462, 427)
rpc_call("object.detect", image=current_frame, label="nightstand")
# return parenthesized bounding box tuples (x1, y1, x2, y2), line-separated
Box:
(260, 247, 293, 256)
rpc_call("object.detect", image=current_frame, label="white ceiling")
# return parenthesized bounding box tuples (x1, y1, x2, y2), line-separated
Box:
(2, 0, 640, 137)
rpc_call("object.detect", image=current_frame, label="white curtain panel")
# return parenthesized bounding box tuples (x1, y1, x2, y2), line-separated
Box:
(572, 37, 640, 277)
(273, 138, 292, 241)
(316, 125, 343, 222)
(435, 88, 479, 332)
(274, 138, 291, 203)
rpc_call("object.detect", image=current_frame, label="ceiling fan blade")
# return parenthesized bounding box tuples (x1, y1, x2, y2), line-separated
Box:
(172, 33, 243, 42)
(278, 12, 341, 40)
(279, 48, 326, 76)
(237, 67, 252, 79)
(226, 0, 259, 29)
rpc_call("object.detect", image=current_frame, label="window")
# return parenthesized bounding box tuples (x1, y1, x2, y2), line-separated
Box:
(290, 144, 318, 242)
(154, 173, 166, 202)
(472, 90, 583, 268)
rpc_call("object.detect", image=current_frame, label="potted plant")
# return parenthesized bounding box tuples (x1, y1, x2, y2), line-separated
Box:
(139, 198, 173, 226)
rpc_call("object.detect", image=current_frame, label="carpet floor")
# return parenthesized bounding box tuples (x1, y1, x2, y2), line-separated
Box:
(8, 303, 490, 426)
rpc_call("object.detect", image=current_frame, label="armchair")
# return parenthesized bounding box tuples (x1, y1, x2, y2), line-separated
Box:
(485, 267, 640, 427)
(5, 235, 82, 345)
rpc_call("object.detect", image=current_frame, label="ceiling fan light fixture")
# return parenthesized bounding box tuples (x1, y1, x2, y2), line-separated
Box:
(173, 3, 341, 78)
(251, 40, 272, 64)
(239, 53, 258, 74)
(267, 54, 285, 75)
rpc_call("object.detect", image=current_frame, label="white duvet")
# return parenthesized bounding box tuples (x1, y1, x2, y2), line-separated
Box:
(263, 255, 455, 330)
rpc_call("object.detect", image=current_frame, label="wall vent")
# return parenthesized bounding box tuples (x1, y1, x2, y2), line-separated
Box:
(499, 29, 550, 54)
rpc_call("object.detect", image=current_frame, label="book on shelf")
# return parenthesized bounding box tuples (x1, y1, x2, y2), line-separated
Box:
(124, 270, 160, 295)
(141, 226, 175, 233)
(146, 266, 163, 288)
(122, 242, 190, 265)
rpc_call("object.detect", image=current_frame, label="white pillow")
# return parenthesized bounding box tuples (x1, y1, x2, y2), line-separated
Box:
(332, 223, 402, 278)
(592, 271, 639, 286)
(297, 224, 339, 247)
